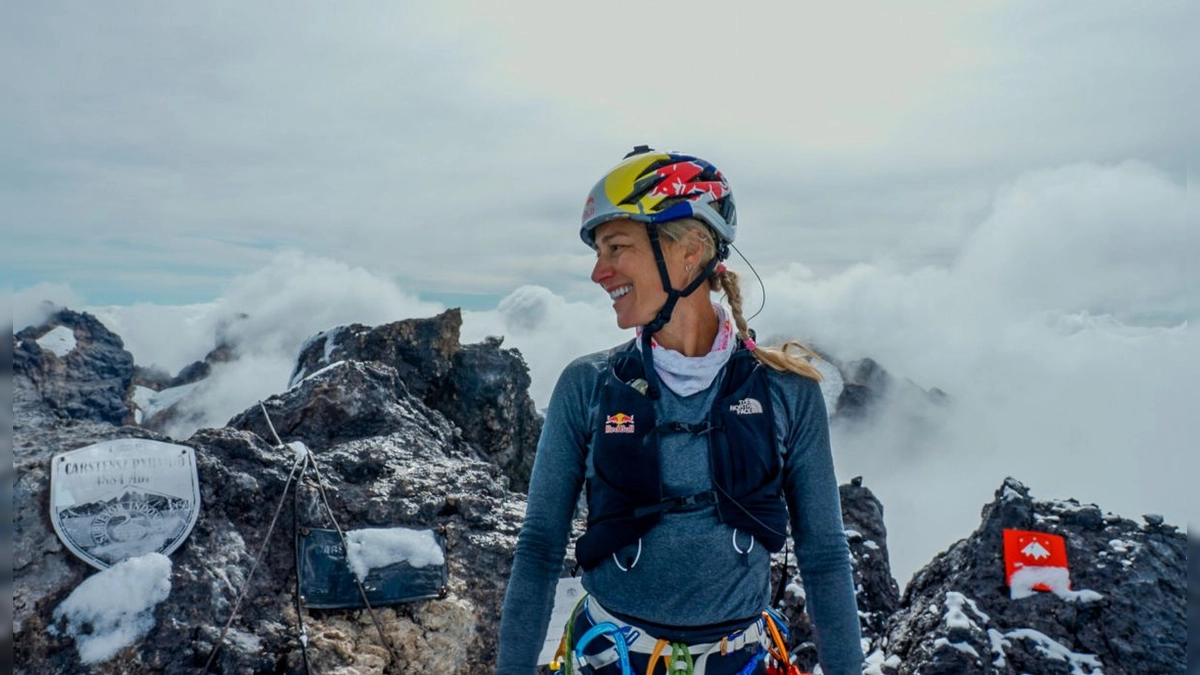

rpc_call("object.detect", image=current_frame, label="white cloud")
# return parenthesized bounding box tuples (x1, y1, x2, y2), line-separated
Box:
(462, 285, 627, 406)
(6, 2, 1194, 308)
(13, 283, 86, 333)
(954, 161, 1190, 321)
(5, 0, 1195, 591)
(752, 162, 1194, 582)
(9, 160, 1190, 587)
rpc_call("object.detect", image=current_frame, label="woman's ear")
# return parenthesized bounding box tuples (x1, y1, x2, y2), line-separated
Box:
(684, 230, 707, 268)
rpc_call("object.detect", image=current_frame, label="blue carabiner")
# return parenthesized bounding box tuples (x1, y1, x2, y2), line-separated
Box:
(574, 621, 634, 675)
(763, 607, 791, 640)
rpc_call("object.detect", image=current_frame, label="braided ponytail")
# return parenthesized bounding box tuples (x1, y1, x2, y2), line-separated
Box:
(659, 217, 824, 382)
(714, 267, 823, 382)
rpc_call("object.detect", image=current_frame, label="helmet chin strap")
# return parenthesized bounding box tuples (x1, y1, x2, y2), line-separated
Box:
(639, 223, 723, 399)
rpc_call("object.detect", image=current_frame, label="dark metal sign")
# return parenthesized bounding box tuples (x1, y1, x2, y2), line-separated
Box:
(50, 439, 201, 569)
(298, 527, 448, 609)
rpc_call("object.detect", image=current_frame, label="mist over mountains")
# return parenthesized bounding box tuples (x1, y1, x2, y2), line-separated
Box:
(12, 160, 1193, 585)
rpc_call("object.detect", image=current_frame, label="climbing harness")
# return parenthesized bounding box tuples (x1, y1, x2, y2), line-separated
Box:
(549, 595, 806, 675)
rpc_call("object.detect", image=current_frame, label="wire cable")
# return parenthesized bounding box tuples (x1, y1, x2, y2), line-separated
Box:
(730, 243, 767, 322)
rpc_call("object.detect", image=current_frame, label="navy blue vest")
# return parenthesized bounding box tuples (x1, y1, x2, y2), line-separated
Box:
(574, 342, 789, 571)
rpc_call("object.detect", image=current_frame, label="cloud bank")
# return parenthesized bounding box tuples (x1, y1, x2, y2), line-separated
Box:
(14, 162, 1191, 584)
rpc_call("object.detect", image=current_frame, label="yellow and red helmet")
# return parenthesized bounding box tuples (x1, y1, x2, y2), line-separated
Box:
(580, 146, 737, 248)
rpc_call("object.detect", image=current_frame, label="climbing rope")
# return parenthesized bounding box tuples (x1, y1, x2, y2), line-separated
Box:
(202, 414, 308, 672)
(201, 402, 407, 673)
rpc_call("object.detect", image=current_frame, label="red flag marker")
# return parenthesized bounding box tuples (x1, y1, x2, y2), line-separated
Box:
(1003, 529, 1070, 595)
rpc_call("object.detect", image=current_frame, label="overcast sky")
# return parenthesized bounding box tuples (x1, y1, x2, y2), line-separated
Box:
(5, 1, 1194, 305)
(7, 2, 1196, 583)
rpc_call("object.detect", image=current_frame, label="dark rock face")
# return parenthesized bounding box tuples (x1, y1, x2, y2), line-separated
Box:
(833, 357, 948, 422)
(773, 477, 901, 672)
(287, 310, 541, 491)
(874, 478, 1187, 675)
(14, 376, 525, 674)
(13, 310, 135, 425)
(11, 309, 1187, 675)
(228, 360, 452, 452)
(1189, 536, 1198, 672)
(428, 339, 542, 493)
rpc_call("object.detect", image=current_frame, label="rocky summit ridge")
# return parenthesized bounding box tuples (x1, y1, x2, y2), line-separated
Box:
(11, 309, 1188, 674)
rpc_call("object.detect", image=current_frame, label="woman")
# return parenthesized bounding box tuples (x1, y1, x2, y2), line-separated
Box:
(496, 147, 863, 675)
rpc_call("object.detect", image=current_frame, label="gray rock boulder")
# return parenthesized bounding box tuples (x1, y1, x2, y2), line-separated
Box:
(13, 309, 135, 425)
(772, 476, 901, 672)
(873, 477, 1186, 675)
(287, 310, 541, 491)
(833, 357, 948, 422)
(14, 366, 526, 674)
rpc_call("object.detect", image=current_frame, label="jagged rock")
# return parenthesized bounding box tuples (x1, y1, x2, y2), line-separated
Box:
(12, 310, 1187, 674)
(873, 477, 1186, 675)
(427, 340, 541, 492)
(287, 310, 541, 491)
(772, 478, 901, 672)
(1189, 536, 1198, 671)
(133, 341, 237, 430)
(13, 310, 135, 425)
(289, 312, 463, 400)
(13, 377, 527, 674)
(833, 357, 948, 421)
(227, 360, 461, 453)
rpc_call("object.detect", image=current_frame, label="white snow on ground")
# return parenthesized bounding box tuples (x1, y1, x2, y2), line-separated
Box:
(1010, 567, 1104, 602)
(303, 360, 347, 383)
(988, 628, 1012, 667)
(131, 381, 202, 424)
(50, 553, 172, 664)
(323, 327, 342, 364)
(862, 649, 902, 675)
(288, 326, 347, 387)
(1000, 628, 1104, 675)
(813, 355, 843, 416)
(943, 591, 990, 629)
(287, 360, 347, 390)
(934, 637, 980, 658)
(344, 527, 444, 583)
(36, 325, 77, 357)
(288, 441, 311, 464)
(1107, 538, 1140, 554)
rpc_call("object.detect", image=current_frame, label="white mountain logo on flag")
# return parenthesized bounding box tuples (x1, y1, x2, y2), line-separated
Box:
(1021, 541, 1052, 560)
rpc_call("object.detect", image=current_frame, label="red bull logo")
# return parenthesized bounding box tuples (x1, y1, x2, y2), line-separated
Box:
(650, 161, 729, 201)
(604, 412, 635, 434)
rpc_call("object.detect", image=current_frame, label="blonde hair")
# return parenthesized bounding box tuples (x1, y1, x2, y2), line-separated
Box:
(658, 219, 824, 382)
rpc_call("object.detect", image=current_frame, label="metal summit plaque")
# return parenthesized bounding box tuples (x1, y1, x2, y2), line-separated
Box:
(50, 438, 201, 570)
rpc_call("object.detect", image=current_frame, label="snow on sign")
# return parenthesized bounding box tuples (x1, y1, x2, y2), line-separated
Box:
(1003, 529, 1069, 595)
(50, 439, 201, 570)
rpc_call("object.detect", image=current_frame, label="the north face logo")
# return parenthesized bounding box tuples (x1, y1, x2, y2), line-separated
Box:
(729, 398, 764, 415)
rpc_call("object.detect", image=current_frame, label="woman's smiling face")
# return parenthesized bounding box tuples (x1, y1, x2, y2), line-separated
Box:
(589, 219, 688, 330)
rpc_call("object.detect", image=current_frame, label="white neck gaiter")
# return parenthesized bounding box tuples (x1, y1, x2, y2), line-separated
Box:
(637, 303, 736, 397)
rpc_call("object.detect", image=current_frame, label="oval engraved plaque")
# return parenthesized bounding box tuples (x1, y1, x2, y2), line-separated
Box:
(50, 438, 201, 569)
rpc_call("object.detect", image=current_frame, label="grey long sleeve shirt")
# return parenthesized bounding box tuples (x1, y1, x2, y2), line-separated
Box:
(496, 347, 864, 674)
